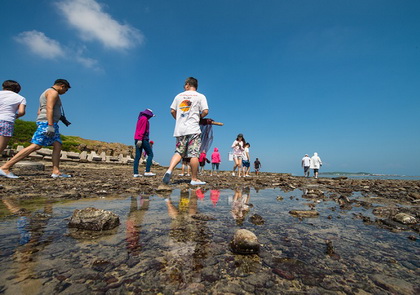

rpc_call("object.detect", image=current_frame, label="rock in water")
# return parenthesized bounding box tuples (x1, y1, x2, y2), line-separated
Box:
(249, 214, 265, 225)
(230, 229, 260, 254)
(393, 213, 417, 224)
(68, 207, 120, 231)
(289, 210, 319, 218)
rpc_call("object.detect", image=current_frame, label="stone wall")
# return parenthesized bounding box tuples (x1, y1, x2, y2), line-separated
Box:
(2, 146, 135, 164)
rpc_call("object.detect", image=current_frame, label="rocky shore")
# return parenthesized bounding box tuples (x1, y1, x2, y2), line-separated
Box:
(1, 161, 419, 232)
(0, 161, 418, 199)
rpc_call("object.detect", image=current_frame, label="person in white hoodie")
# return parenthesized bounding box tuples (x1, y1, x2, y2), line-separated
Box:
(310, 152, 322, 179)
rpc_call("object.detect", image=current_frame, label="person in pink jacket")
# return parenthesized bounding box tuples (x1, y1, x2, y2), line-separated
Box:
(133, 109, 155, 177)
(210, 147, 221, 176)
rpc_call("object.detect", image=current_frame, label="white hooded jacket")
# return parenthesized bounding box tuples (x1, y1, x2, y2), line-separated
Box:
(310, 153, 322, 169)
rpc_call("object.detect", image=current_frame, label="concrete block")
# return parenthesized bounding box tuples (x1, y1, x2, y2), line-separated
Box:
(67, 152, 80, 159)
(37, 148, 53, 156)
(80, 151, 87, 160)
(15, 161, 45, 171)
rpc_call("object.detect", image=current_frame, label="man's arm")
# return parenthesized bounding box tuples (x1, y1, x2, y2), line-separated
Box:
(170, 109, 177, 119)
(16, 104, 26, 119)
(200, 109, 209, 118)
(45, 89, 59, 125)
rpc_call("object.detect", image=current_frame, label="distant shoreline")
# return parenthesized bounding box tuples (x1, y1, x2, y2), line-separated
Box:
(319, 172, 420, 180)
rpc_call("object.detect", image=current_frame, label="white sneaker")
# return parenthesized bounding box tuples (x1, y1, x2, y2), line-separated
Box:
(133, 174, 142, 178)
(232, 172, 235, 176)
(144, 172, 156, 177)
(190, 180, 206, 185)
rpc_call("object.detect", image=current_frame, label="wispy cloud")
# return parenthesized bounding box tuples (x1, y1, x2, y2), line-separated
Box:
(15, 30, 65, 59)
(15, 30, 101, 71)
(56, 0, 144, 50)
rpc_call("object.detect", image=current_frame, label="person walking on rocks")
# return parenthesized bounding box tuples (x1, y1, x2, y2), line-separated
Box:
(0, 79, 71, 179)
(198, 150, 210, 175)
(162, 77, 209, 185)
(179, 158, 191, 176)
(210, 147, 221, 176)
(254, 158, 261, 176)
(133, 109, 155, 177)
(231, 133, 245, 177)
(242, 143, 251, 177)
(0, 80, 26, 156)
(310, 152, 322, 179)
(301, 154, 311, 177)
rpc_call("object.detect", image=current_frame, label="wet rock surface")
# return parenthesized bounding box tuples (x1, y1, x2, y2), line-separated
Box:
(68, 207, 120, 231)
(230, 229, 260, 254)
(0, 161, 419, 295)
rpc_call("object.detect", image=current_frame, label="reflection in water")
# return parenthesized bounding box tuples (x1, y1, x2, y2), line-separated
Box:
(210, 189, 220, 207)
(164, 189, 211, 288)
(1, 199, 53, 294)
(126, 195, 149, 255)
(230, 187, 251, 225)
(195, 188, 205, 200)
(0, 189, 419, 294)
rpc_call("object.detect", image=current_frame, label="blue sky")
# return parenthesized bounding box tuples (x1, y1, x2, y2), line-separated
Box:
(1, 0, 419, 176)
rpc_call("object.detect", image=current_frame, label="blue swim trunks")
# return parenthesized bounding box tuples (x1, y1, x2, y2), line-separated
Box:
(31, 122, 62, 146)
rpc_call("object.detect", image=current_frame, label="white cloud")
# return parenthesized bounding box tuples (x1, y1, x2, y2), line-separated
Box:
(56, 0, 144, 50)
(15, 30, 65, 59)
(73, 47, 102, 71)
(15, 30, 101, 70)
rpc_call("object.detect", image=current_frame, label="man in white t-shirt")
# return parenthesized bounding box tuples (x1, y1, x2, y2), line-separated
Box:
(0, 80, 26, 155)
(162, 77, 209, 185)
(301, 154, 311, 177)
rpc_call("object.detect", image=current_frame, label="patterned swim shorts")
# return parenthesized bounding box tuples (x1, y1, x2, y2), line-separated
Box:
(0, 120, 14, 137)
(31, 122, 62, 146)
(175, 133, 201, 158)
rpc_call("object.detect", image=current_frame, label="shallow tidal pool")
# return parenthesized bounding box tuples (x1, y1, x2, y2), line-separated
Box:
(0, 188, 418, 294)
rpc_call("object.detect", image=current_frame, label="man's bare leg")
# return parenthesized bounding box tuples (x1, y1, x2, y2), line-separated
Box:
(190, 157, 203, 182)
(0, 136, 11, 155)
(162, 153, 182, 184)
(51, 141, 62, 175)
(0, 144, 41, 174)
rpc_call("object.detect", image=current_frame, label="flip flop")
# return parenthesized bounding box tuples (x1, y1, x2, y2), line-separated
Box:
(0, 169, 19, 179)
(51, 173, 72, 178)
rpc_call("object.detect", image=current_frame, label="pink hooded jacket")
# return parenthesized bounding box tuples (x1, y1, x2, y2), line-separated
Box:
(211, 148, 221, 163)
(134, 109, 154, 140)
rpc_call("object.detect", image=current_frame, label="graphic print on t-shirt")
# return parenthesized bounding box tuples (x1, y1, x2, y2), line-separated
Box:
(179, 99, 192, 117)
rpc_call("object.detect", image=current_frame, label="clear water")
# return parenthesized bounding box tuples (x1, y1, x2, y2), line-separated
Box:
(0, 188, 418, 294)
